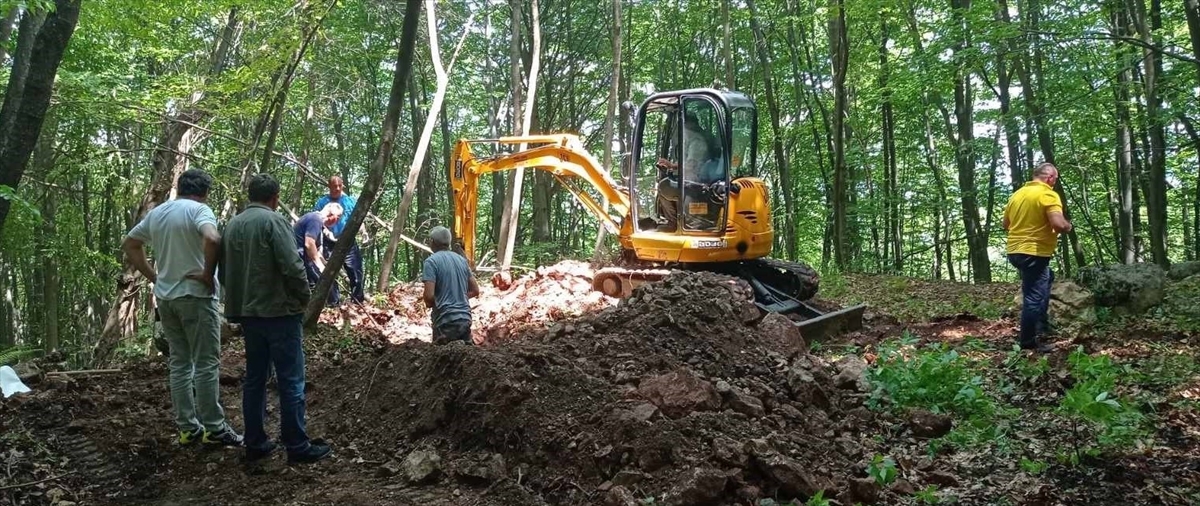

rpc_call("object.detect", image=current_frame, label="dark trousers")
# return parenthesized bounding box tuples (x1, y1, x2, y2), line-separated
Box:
(322, 241, 365, 305)
(1008, 253, 1054, 347)
(433, 319, 473, 345)
(238, 314, 311, 455)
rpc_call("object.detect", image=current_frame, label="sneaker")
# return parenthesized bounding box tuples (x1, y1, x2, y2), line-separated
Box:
(244, 441, 277, 462)
(287, 438, 332, 465)
(178, 429, 202, 445)
(202, 426, 245, 447)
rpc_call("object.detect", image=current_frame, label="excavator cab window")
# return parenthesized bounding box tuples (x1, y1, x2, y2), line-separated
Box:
(678, 97, 727, 233)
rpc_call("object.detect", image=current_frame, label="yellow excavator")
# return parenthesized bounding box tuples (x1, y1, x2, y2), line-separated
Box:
(449, 88, 864, 340)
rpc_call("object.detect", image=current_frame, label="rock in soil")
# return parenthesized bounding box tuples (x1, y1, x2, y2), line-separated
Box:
(850, 476, 882, 504)
(909, 409, 953, 438)
(402, 449, 442, 484)
(667, 467, 728, 505)
(834, 355, 870, 392)
(637, 368, 721, 419)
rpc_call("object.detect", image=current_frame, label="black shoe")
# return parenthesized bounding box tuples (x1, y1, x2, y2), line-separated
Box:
(287, 438, 332, 465)
(244, 441, 277, 462)
(1020, 342, 1054, 354)
(202, 426, 245, 447)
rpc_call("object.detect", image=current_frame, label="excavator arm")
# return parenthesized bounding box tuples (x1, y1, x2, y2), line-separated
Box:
(450, 134, 633, 265)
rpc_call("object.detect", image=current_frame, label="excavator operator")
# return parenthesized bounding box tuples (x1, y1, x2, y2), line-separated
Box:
(656, 111, 724, 231)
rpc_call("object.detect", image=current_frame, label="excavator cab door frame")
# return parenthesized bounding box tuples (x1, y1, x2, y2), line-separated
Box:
(629, 88, 756, 237)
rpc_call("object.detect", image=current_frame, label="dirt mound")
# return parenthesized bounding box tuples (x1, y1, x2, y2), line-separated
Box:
(322, 271, 886, 504)
(317, 260, 617, 346)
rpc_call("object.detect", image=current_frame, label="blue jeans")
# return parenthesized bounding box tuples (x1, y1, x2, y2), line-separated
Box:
(322, 241, 365, 305)
(236, 314, 311, 455)
(1008, 253, 1054, 347)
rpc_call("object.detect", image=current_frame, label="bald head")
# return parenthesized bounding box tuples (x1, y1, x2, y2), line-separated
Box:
(328, 175, 344, 199)
(1032, 162, 1058, 185)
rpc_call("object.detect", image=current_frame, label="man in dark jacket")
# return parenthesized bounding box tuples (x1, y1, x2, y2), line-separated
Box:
(220, 173, 331, 464)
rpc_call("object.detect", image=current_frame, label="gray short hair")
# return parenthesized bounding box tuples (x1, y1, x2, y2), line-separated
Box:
(428, 226, 452, 247)
(321, 202, 344, 217)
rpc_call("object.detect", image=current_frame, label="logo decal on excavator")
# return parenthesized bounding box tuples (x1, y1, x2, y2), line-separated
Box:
(692, 239, 727, 249)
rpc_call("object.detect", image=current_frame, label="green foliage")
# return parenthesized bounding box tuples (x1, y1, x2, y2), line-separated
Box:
(870, 339, 994, 418)
(1019, 457, 1048, 475)
(915, 485, 941, 504)
(866, 454, 898, 486)
(1056, 347, 1149, 464)
(805, 490, 831, 506)
(0, 345, 40, 367)
(1002, 344, 1050, 386)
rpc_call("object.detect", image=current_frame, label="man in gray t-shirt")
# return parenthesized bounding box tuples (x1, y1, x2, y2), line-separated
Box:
(122, 169, 242, 447)
(421, 226, 480, 345)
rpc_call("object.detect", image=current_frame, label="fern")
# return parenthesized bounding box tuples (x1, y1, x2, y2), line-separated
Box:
(0, 346, 40, 367)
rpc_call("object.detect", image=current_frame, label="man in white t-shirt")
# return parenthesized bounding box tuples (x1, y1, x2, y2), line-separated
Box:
(122, 169, 243, 447)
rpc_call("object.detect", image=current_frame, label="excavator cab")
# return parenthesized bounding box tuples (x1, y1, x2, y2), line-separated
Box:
(628, 89, 756, 235)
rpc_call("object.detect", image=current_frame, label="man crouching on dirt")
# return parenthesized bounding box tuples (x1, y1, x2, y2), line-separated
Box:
(422, 226, 480, 345)
(220, 173, 331, 464)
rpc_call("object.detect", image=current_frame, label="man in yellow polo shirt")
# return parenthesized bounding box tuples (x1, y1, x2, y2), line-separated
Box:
(1002, 162, 1072, 353)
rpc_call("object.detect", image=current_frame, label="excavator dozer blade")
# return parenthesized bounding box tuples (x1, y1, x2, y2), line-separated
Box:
(792, 303, 866, 343)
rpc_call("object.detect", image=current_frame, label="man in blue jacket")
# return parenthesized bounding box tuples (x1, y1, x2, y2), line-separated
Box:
(313, 175, 367, 305)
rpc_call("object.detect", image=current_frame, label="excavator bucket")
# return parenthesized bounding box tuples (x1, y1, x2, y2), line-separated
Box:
(787, 302, 867, 343)
(741, 268, 866, 343)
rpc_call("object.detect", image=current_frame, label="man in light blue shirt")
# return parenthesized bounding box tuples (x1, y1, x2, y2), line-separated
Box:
(313, 175, 366, 305)
(122, 169, 242, 447)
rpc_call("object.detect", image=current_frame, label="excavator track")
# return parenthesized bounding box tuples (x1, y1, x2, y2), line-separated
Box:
(591, 257, 818, 302)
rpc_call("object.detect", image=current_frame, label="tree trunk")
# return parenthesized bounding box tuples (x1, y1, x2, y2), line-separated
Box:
(1111, 1, 1138, 264)
(722, 0, 733, 87)
(496, 0, 524, 264)
(1128, 0, 1169, 268)
(949, 0, 990, 283)
(0, 0, 80, 234)
(1186, 0, 1200, 83)
(305, 0, 422, 328)
(378, 0, 472, 291)
(592, 0, 623, 262)
(498, 0, 540, 272)
(1016, 0, 1087, 270)
(93, 8, 241, 366)
(878, 15, 901, 272)
(1178, 114, 1200, 261)
(995, 0, 1025, 190)
(748, 0, 797, 260)
(830, 0, 850, 270)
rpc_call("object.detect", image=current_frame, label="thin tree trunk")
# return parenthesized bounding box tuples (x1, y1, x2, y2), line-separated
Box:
(830, 0, 850, 270)
(879, 14, 901, 272)
(722, 0, 734, 87)
(305, 0, 423, 328)
(593, 0, 623, 262)
(378, 0, 472, 291)
(496, 0, 524, 264)
(950, 0, 990, 283)
(1112, 1, 1138, 263)
(498, 0, 540, 272)
(1177, 114, 1200, 261)
(995, 0, 1025, 190)
(1128, 0, 1169, 268)
(748, 0, 797, 260)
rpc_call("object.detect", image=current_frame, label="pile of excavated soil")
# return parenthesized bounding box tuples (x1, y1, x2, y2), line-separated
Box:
(318, 260, 617, 345)
(321, 271, 893, 505)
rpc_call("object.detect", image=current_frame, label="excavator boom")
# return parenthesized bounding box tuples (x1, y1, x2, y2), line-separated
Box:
(450, 134, 632, 266)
